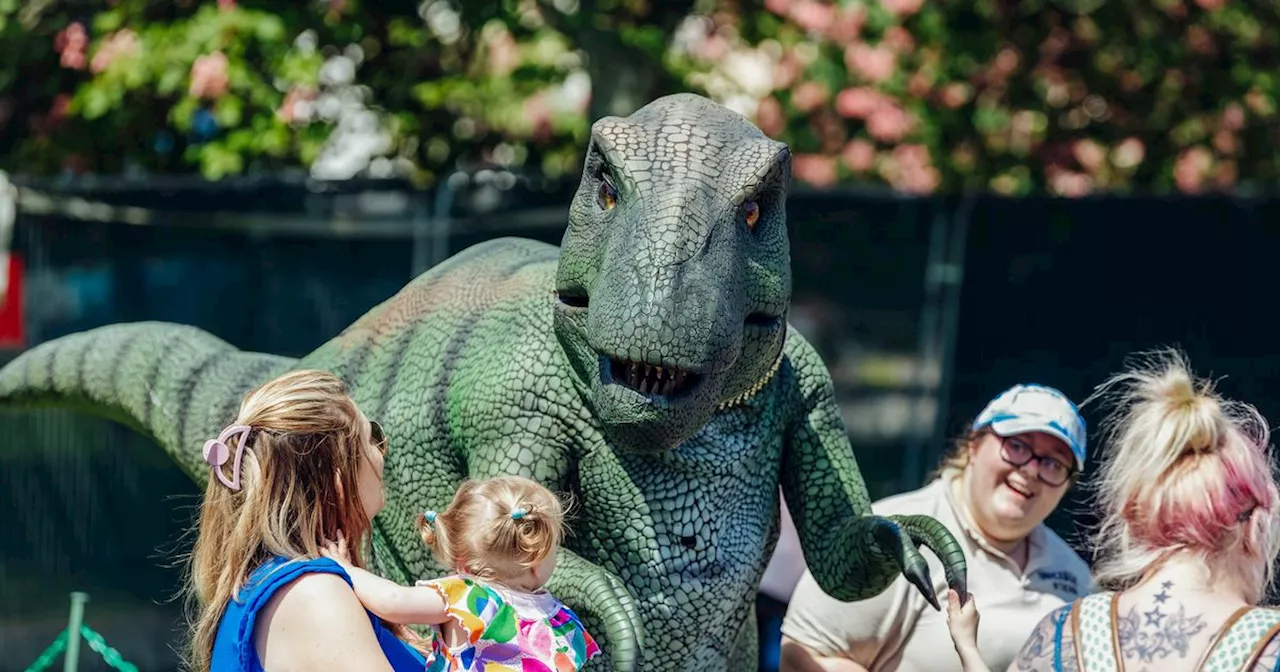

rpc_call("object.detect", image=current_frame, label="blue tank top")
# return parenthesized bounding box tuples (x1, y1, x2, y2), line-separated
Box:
(209, 556, 425, 671)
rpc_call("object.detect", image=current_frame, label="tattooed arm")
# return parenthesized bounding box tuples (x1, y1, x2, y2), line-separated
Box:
(1009, 605, 1077, 672)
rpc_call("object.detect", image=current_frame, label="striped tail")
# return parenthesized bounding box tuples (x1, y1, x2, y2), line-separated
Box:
(0, 322, 296, 481)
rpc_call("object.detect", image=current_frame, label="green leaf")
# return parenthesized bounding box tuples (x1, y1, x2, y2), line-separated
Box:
(93, 10, 123, 34)
(170, 97, 199, 132)
(79, 86, 114, 120)
(214, 95, 243, 128)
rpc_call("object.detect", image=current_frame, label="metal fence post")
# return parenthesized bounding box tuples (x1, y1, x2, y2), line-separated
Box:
(62, 592, 88, 672)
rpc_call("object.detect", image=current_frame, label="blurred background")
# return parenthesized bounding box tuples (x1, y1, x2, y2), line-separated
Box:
(1, 0, 1279, 670)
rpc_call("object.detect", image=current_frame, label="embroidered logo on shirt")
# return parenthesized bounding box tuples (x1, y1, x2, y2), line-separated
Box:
(1034, 569, 1080, 596)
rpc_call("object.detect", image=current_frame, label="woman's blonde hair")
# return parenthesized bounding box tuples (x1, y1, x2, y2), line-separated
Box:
(419, 475, 567, 582)
(183, 369, 383, 671)
(1085, 349, 1280, 603)
(929, 428, 987, 479)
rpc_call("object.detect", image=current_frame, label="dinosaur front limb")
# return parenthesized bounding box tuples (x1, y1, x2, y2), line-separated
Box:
(890, 513, 968, 598)
(781, 355, 967, 610)
(545, 547, 645, 672)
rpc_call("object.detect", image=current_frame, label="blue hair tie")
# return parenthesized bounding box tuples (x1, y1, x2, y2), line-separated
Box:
(510, 507, 528, 520)
(424, 510, 437, 524)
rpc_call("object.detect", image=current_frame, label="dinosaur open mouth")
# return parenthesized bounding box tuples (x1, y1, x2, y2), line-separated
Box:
(605, 357, 701, 398)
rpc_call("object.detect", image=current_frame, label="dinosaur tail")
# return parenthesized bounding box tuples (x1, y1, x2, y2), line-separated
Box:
(0, 322, 296, 481)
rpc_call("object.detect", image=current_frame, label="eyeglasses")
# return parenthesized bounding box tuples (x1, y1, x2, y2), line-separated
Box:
(370, 420, 388, 456)
(999, 436, 1074, 487)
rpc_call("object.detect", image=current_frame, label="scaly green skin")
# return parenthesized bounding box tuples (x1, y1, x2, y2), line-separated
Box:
(0, 94, 966, 671)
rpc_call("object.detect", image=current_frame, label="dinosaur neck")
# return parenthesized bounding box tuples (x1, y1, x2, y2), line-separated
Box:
(717, 349, 786, 411)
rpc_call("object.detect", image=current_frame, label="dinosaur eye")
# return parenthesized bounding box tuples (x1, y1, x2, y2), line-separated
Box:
(597, 177, 618, 211)
(744, 201, 760, 230)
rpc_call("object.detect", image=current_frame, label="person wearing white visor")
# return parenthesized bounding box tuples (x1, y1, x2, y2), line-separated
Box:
(780, 383, 1093, 672)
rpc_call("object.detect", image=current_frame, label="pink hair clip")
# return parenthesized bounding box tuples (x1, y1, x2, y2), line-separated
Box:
(203, 424, 253, 490)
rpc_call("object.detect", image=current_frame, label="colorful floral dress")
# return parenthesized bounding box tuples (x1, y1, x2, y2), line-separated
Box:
(419, 574, 601, 672)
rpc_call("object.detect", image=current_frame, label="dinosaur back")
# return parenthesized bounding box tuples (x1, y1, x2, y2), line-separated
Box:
(300, 236, 564, 581)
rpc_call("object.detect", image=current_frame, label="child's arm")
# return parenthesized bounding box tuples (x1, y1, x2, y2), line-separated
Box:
(945, 589, 992, 672)
(320, 532, 450, 627)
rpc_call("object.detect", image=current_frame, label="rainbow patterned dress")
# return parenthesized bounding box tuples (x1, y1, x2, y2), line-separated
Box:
(419, 574, 601, 672)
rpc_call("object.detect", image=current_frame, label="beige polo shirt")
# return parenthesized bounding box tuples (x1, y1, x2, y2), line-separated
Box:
(781, 470, 1093, 672)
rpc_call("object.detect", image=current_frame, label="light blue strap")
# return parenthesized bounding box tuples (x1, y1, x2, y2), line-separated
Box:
(1052, 604, 1071, 672)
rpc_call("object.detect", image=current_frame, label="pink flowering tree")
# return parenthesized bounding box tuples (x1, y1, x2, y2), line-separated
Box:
(1, 0, 1277, 195)
(670, 0, 1280, 196)
(0, 0, 594, 182)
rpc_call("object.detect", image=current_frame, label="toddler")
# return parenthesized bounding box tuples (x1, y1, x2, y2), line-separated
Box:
(322, 475, 600, 671)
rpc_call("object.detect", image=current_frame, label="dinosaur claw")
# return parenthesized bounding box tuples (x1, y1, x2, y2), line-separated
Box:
(904, 559, 941, 611)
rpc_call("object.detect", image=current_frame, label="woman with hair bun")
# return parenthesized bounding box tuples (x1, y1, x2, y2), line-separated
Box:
(321, 474, 601, 671)
(946, 349, 1280, 672)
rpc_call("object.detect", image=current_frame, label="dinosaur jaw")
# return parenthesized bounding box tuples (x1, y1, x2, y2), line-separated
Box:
(600, 356, 704, 402)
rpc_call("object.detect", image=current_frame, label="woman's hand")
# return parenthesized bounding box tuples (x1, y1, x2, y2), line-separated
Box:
(945, 588, 979, 646)
(321, 530, 353, 567)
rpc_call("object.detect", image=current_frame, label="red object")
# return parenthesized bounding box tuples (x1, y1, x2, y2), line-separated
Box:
(0, 253, 25, 349)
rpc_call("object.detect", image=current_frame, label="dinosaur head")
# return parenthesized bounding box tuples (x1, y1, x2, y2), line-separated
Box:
(553, 93, 792, 456)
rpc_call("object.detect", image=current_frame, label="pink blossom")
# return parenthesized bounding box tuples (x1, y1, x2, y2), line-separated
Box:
(1222, 103, 1245, 131)
(1072, 139, 1106, 174)
(487, 30, 520, 76)
(277, 87, 316, 124)
(791, 81, 829, 113)
(218, 0, 236, 10)
(1194, 0, 1225, 10)
(827, 7, 865, 45)
(940, 83, 970, 109)
(845, 44, 896, 83)
(995, 48, 1020, 74)
(91, 29, 139, 74)
(866, 104, 911, 142)
(907, 71, 933, 98)
(190, 52, 230, 100)
(1111, 138, 1145, 169)
(765, 0, 790, 16)
(1161, 0, 1188, 18)
(695, 34, 730, 62)
(49, 95, 71, 125)
(1173, 146, 1214, 193)
(1048, 169, 1093, 197)
(523, 93, 553, 141)
(898, 167, 940, 194)
(793, 154, 838, 187)
(1212, 130, 1237, 155)
(755, 97, 785, 137)
(834, 87, 887, 119)
(791, 1, 836, 34)
(880, 144, 938, 193)
(841, 139, 876, 172)
(772, 52, 803, 90)
(55, 22, 87, 70)
(882, 0, 923, 17)
(881, 27, 915, 54)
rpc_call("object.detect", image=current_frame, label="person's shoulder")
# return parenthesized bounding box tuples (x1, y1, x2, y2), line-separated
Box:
(257, 570, 385, 652)
(268, 570, 365, 617)
(1011, 602, 1082, 672)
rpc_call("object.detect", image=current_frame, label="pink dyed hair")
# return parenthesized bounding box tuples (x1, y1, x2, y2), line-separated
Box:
(1085, 349, 1280, 603)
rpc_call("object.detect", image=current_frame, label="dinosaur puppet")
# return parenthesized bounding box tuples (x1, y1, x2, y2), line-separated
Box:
(0, 93, 966, 671)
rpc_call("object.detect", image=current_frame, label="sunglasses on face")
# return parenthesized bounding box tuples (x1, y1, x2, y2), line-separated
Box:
(999, 436, 1074, 487)
(369, 420, 388, 456)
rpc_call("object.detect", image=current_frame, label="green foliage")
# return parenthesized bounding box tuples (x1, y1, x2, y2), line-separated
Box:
(1, 0, 1277, 195)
